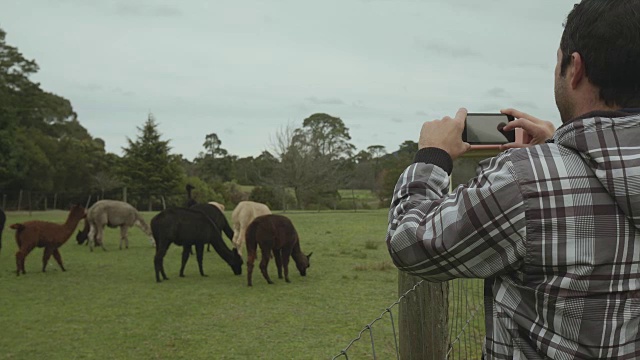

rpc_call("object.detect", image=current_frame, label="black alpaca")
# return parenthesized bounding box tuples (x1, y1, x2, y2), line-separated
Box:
(190, 203, 234, 241)
(187, 203, 232, 253)
(0, 209, 5, 252)
(151, 207, 243, 283)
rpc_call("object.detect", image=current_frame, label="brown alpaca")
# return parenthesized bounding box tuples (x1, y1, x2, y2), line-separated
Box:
(245, 214, 312, 286)
(11, 204, 86, 276)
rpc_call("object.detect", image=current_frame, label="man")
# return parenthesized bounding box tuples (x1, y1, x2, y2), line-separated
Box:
(386, 1, 640, 359)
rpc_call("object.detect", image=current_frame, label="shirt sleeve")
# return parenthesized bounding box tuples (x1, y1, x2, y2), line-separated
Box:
(386, 150, 527, 282)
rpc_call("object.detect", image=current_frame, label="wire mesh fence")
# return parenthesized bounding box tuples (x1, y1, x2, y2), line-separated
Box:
(447, 278, 485, 359)
(0, 188, 193, 212)
(332, 278, 485, 359)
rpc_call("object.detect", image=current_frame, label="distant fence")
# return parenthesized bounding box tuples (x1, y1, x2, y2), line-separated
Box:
(332, 277, 485, 359)
(0, 188, 194, 212)
(0, 187, 381, 212)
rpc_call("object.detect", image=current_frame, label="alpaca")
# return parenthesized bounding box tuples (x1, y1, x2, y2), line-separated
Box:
(189, 202, 233, 254)
(11, 204, 86, 276)
(185, 184, 197, 208)
(231, 201, 271, 256)
(0, 209, 6, 253)
(190, 203, 234, 242)
(76, 200, 154, 251)
(208, 201, 225, 212)
(245, 214, 312, 286)
(151, 207, 243, 283)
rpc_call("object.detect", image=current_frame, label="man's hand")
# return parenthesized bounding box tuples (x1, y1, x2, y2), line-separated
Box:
(419, 108, 471, 160)
(500, 108, 556, 150)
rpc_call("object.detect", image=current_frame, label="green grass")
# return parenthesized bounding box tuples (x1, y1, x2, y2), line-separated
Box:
(0, 209, 485, 359)
(0, 209, 401, 360)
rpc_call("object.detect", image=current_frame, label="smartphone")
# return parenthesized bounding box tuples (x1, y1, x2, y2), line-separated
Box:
(463, 113, 515, 144)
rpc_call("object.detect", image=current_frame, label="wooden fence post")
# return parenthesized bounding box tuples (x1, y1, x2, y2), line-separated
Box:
(123, 187, 127, 203)
(2, 194, 6, 210)
(18, 189, 23, 211)
(398, 273, 449, 359)
(53, 193, 58, 210)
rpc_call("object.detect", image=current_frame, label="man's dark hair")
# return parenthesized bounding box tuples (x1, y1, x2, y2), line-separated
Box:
(560, 0, 640, 107)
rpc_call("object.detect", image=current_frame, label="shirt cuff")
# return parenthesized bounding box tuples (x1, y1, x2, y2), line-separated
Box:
(413, 147, 453, 175)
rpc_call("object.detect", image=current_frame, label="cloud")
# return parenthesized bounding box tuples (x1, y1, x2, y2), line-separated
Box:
(415, 110, 428, 116)
(305, 96, 345, 105)
(486, 87, 509, 98)
(114, 3, 182, 17)
(512, 101, 540, 110)
(414, 38, 481, 58)
(391, 118, 403, 123)
(352, 100, 366, 108)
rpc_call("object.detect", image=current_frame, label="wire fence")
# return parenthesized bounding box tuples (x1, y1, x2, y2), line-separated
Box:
(332, 278, 485, 359)
(0, 188, 195, 212)
(447, 279, 485, 359)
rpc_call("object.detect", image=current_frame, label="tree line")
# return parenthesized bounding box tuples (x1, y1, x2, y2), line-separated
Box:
(0, 28, 418, 211)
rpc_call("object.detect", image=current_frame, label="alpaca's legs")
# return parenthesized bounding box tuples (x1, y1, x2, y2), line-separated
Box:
(154, 244, 169, 282)
(246, 247, 257, 286)
(52, 248, 66, 272)
(15, 243, 36, 276)
(273, 250, 283, 279)
(238, 227, 246, 257)
(119, 226, 129, 250)
(42, 247, 54, 272)
(179, 244, 191, 277)
(97, 226, 107, 252)
(87, 225, 96, 250)
(281, 247, 293, 283)
(195, 242, 206, 277)
(232, 223, 242, 255)
(259, 247, 273, 284)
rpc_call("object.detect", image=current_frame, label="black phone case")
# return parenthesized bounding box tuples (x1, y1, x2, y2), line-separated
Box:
(462, 113, 515, 144)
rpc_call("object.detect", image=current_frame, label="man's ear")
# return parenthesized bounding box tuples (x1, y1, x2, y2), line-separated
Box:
(569, 52, 586, 89)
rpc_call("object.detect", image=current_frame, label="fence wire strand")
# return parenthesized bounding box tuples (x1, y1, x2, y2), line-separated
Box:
(331, 280, 424, 359)
(333, 278, 485, 359)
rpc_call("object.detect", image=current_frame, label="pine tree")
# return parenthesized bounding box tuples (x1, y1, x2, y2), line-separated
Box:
(120, 114, 183, 209)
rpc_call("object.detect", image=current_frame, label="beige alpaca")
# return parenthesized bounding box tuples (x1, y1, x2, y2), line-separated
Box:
(231, 201, 271, 256)
(77, 200, 154, 251)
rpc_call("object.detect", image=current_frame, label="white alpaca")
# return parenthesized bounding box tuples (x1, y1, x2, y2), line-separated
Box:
(231, 201, 271, 256)
(208, 201, 225, 212)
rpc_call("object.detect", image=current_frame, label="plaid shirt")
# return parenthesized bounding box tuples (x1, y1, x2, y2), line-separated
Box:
(387, 111, 640, 359)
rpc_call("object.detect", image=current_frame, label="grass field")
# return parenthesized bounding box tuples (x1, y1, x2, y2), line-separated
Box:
(0, 209, 402, 360)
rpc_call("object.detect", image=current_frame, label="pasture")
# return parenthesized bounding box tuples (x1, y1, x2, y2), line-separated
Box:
(0, 209, 400, 359)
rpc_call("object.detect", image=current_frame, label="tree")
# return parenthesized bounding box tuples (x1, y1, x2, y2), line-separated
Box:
(202, 133, 228, 158)
(0, 28, 110, 197)
(194, 133, 235, 182)
(120, 114, 184, 210)
(271, 115, 356, 209)
(299, 113, 356, 160)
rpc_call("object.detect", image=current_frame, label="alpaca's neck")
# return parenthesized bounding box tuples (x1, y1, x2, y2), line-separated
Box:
(60, 214, 83, 239)
(292, 241, 305, 263)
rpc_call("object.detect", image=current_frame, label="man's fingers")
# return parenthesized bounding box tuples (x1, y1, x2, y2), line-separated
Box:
(502, 118, 535, 132)
(501, 108, 541, 123)
(455, 108, 468, 122)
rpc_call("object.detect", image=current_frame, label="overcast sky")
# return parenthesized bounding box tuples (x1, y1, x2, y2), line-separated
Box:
(3, 0, 573, 159)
